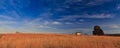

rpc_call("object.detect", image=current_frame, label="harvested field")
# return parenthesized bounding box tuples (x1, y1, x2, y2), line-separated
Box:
(0, 34, 120, 48)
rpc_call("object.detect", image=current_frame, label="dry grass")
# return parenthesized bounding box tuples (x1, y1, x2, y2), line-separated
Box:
(0, 33, 120, 48)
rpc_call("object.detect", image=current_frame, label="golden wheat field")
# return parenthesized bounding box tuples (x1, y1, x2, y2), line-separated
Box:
(0, 33, 120, 48)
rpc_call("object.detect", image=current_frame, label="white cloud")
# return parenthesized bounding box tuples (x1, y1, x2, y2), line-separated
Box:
(86, 14, 114, 18)
(3, 11, 21, 19)
(110, 25, 120, 29)
(22, 18, 64, 33)
(79, 19, 85, 22)
(44, 21, 50, 25)
(0, 0, 21, 19)
(58, 13, 114, 21)
(102, 24, 120, 29)
(104, 29, 120, 34)
(52, 21, 62, 25)
(86, 0, 112, 6)
(15, 19, 66, 33)
(0, 21, 16, 25)
(38, 12, 53, 18)
(117, 4, 120, 10)
(28, 18, 42, 24)
(24, 18, 51, 29)
(65, 22, 74, 25)
(0, 15, 13, 20)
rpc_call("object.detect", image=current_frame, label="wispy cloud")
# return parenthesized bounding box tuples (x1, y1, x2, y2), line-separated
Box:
(0, 0, 7, 10)
(84, 14, 114, 18)
(52, 21, 62, 25)
(102, 24, 120, 29)
(86, 0, 112, 6)
(64, 0, 82, 4)
(117, 4, 120, 10)
(0, 20, 18, 33)
(14, 19, 65, 33)
(10, 11, 21, 18)
(58, 13, 114, 21)
(38, 12, 53, 18)
(0, 15, 13, 20)
(24, 18, 62, 28)
(0, 11, 21, 21)
(65, 22, 74, 25)
(0, 21, 16, 25)
(0, 0, 21, 19)
(10, 0, 30, 9)
(24, 18, 52, 29)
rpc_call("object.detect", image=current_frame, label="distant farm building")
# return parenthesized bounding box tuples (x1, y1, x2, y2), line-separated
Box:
(75, 32, 82, 36)
(15, 31, 21, 34)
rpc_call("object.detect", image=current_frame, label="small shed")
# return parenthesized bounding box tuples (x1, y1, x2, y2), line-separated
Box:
(16, 31, 21, 34)
(75, 32, 82, 36)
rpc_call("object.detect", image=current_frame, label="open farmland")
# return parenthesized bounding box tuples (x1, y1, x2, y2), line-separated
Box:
(0, 34, 120, 48)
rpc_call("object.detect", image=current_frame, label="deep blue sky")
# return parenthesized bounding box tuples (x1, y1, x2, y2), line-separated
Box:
(0, 0, 120, 34)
